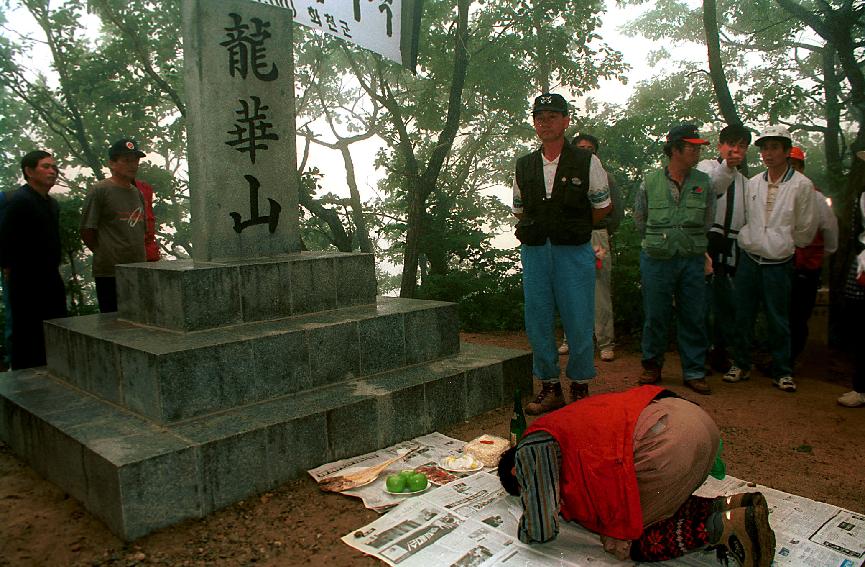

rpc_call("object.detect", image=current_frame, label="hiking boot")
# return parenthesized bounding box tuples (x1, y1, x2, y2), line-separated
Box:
(558, 341, 569, 355)
(569, 381, 589, 403)
(638, 360, 662, 385)
(723, 365, 750, 383)
(525, 382, 565, 415)
(708, 505, 776, 567)
(685, 378, 712, 395)
(600, 348, 615, 362)
(838, 390, 865, 408)
(713, 493, 768, 515)
(773, 376, 796, 392)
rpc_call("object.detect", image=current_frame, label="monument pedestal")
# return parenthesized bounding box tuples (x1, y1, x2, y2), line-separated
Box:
(0, 252, 531, 540)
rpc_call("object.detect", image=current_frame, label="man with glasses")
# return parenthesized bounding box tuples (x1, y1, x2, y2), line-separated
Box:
(635, 124, 733, 395)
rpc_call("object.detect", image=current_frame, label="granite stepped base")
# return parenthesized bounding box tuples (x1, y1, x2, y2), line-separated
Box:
(0, 342, 531, 541)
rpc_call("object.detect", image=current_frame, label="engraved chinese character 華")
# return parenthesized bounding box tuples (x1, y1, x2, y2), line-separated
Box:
(225, 96, 279, 164)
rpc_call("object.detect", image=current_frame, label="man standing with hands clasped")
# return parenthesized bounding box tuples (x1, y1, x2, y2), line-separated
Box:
(512, 93, 611, 414)
(80, 139, 154, 313)
(724, 126, 817, 392)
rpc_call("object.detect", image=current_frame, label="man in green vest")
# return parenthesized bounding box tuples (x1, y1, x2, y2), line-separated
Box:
(635, 124, 716, 395)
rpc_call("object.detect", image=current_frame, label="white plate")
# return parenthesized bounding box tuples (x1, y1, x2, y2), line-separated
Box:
(384, 484, 431, 496)
(439, 457, 484, 473)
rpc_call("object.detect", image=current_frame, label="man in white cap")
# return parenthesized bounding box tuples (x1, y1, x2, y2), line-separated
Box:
(724, 126, 817, 392)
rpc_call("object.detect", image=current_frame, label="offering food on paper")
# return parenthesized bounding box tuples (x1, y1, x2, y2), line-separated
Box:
(384, 471, 429, 494)
(317, 448, 416, 493)
(463, 434, 509, 467)
(415, 464, 457, 486)
(440, 453, 483, 472)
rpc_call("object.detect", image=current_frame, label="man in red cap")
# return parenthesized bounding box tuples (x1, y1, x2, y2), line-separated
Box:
(786, 147, 838, 365)
(634, 124, 729, 395)
(80, 138, 158, 312)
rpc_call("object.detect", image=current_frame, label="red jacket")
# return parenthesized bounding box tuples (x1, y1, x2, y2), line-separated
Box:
(134, 180, 160, 262)
(525, 385, 664, 540)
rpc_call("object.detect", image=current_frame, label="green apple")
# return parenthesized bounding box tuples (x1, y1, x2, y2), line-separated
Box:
(385, 474, 406, 493)
(408, 473, 428, 492)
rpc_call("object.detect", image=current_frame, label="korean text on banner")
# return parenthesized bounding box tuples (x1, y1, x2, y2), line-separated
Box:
(250, 0, 423, 70)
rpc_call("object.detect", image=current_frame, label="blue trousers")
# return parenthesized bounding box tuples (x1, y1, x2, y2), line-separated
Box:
(705, 272, 736, 352)
(521, 241, 596, 382)
(732, 254, 792, 378)
(640, 251, 707, 381)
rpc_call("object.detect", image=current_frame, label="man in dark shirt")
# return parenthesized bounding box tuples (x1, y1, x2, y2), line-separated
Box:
(0, 150, 68, 369)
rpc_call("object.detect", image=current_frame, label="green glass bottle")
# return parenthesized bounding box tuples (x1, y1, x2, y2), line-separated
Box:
(510, 388, 527, 447)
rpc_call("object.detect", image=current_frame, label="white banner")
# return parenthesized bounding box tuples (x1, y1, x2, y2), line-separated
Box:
(250, 0, 422, 68)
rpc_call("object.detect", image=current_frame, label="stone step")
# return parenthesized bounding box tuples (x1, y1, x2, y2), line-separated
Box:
(0, 342, 531, 541)
(44, 297, 459, 424)
(116, 252, 377, 332)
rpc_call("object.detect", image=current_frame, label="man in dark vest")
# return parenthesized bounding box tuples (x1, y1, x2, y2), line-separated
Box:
(512, 93, 611, 414)
(635, 124, 717, 395)
(497, 386, 776, 565)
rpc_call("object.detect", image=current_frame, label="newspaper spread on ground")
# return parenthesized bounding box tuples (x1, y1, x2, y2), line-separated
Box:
(323, 434, 865, 567)
(308, 433, 492, 512)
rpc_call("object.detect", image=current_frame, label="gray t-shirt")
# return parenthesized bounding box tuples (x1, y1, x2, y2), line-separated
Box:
(80, 179, 146, 277)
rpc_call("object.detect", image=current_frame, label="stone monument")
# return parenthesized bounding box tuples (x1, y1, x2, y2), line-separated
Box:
(0, 0, 530, 541)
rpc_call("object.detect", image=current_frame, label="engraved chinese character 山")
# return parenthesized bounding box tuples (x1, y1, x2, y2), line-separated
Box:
(229, 175, 282, 234)
(220, 13, 279, 81)
(225, 96, 279, 164)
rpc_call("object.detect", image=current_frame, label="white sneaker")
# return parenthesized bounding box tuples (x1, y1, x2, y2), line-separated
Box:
(837, 391, 865, 408)
(558, 342, 569, 355)
(773, 376, 797, 392)
(600, 349, 615, 362)
(723, 365, 750, 383)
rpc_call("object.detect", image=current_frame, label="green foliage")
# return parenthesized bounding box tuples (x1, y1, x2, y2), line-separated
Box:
(417, 248, 525, 331)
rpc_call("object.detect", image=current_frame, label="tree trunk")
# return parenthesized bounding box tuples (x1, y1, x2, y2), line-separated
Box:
(340, 146, 374, 253)
(399, 0, 471, 298)
(703, 0, 741, 125)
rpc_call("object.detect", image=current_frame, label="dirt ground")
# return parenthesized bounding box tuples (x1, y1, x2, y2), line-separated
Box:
(1, 331, 864, 567)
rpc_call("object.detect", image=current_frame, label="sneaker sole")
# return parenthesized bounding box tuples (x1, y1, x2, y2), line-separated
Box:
(773, 382, 797, 392)
(723, 374, 750, 383)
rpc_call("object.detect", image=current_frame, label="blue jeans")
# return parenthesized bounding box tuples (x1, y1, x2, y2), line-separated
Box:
(732, 254, 792, 378)
(640, 251, 707, 381)
(521, 241, 596, 382)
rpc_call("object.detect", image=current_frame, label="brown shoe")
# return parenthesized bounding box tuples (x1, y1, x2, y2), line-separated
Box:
(569, 381, 589, 403)
(685, 378, 712, 395)
(525, 382, 565, 415)
(638, 360, 662, 385)
(709, 505, 776, 567)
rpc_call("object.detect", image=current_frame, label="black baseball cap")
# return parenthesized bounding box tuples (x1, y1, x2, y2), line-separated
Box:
(666, 124, 709, 145)
(532, 93, 568, 116)
(108, 138, 146, 160)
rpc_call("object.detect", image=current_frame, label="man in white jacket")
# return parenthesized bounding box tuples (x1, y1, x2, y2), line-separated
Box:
(724, 126, 817, 392)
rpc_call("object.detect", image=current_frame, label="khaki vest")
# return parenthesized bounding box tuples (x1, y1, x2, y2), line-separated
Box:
(642, 168, 710, 259)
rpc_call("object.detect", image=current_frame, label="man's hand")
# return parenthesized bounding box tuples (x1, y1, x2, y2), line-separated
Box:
(592, 204, 612, 226)
(80, 228, 98, 253)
